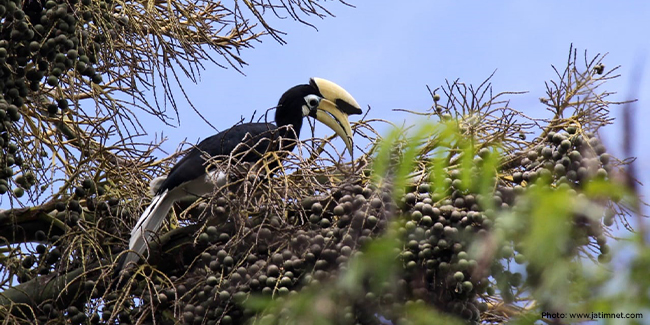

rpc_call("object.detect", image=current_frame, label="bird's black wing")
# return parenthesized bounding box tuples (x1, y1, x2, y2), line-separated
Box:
(156, 123, 286, 194)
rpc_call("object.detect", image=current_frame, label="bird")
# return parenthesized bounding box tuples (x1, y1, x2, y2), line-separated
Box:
(116, 77, 362, 274)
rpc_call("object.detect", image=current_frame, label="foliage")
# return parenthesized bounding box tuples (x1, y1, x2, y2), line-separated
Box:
(0, 0, 645, 323)
(240, 48, 645, 325)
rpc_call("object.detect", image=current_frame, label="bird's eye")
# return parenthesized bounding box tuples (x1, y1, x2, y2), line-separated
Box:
(304, 95, 320, 109)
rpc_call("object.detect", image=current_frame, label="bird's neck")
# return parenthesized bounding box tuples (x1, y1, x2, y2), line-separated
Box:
(275, 115, 303, 140)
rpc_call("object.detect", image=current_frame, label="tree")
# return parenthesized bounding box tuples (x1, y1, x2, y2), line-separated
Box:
(0, 0, 644, 323)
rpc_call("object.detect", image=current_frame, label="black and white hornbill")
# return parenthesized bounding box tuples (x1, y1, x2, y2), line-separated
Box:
(118, 78, 362, 272)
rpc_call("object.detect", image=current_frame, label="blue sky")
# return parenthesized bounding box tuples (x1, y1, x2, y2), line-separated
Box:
(151, 1, 650, 219)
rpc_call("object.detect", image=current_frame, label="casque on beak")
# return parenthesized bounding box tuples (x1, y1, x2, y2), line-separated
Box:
(309, 77, 362, 156)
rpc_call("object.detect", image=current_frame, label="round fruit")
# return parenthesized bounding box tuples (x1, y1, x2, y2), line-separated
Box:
(47, 76, 58, 86)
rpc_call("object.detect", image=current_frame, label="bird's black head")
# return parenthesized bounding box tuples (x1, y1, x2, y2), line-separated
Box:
(275, 78, 363, 155)
(275, 84, 319, 134)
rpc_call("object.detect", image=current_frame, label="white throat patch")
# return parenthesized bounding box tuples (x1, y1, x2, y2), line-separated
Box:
(302, 105, 310, 117)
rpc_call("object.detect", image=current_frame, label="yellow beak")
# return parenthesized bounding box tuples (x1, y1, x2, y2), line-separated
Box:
(315, 99, 356, 155)
(310, 78, 362, 156)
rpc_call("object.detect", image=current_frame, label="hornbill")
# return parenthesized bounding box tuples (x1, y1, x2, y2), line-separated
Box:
(117, 78, 362, 273)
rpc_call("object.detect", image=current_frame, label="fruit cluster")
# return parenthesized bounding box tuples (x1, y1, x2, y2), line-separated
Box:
(0, 0, 107, 198)
(512, 126, 613, 261)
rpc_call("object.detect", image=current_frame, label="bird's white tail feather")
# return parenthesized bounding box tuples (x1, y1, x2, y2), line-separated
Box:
(120, 171, 221, 271)
(122, 190, 174, 269)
